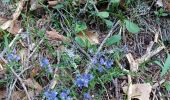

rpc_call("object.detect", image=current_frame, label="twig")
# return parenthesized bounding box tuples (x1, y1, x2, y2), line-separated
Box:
(7, 66, 32, 100)
(127, 75, 132, 100)
(136, 45, 165, 64)
(113, 78, 120, 100)
(28, 38, 44, 59)
(9, 67, 31, 100)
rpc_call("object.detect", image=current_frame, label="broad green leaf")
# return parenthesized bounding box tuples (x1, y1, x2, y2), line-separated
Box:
(105, 34, 121, 46)
(125, 20, 140, 33)
(96, 12, 109, 18)
(75, 22, 87, 33)
(75, 37, 85, 47)
(110, 0, 120, 4)
(53, 4, 64, 9)
(161, 54, 170, 77)
(163, 82, 170, 91)
(104, 19, 113, 28)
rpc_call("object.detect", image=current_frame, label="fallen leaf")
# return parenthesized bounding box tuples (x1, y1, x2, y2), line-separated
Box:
(0, 90, 6, 99)
(46, 29, 70, 42)
(12, 0, 25, 20)
(123, 83, 152, 100)
(30, 67, 41, 78)
(0, 0, 24, 34)
(77, 30, 99, 45)
(0, 90, 25, 100)
(167, 2, 170, 12)
(0, 17, 8, 25)
(8, 20, 21, 34)
(23, 78, 42, 95)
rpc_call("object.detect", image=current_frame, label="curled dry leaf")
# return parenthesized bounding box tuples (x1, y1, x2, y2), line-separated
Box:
(46, 29, 70, 42)
(123, 83, 152, 100)
(77, 30, 99, 45)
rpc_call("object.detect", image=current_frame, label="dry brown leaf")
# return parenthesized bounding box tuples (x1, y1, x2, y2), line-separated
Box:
(23, 78, 42, 94)
(0, 90, 25, 100)
(0, 17, 8, 25)
(77, 30, 99, 45)
(12, 0, 25, 20)
(46, 29, 70, 42)
(8, 20, 21, 34)
(123, 83, 152, 100)
(0, 0, 24, 34)
(167, 2, 170, 12)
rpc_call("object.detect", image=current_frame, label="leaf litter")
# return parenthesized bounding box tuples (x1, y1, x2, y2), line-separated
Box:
(0, 0, 170, 100)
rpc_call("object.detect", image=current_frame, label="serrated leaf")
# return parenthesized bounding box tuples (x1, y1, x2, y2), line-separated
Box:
(96, 11, 109, 18)
(75, 22, 87, 33)
(161, 54, 170, 77)
(75, 37, 85, 47)
(125, 20, 140, 33)
(105, 34, 121, 46)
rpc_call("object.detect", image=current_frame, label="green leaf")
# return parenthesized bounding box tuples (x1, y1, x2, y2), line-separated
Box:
(53, 4, 64, 9)
(75, 22, 87, 33)
(75, 37, 85, 47)
(163, 82, 170, 91)
(110, 0, 120, 4)
(161, 13, 168, 16)
(96, 12, 109, 18)
(161, 54, 170, 77)
(104, 19, 113, 28)
(125, 20, 140, 33)
(105, 34, 121, 46)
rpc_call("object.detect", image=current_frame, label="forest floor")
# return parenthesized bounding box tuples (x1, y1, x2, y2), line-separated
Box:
(0, 0, 170, 100)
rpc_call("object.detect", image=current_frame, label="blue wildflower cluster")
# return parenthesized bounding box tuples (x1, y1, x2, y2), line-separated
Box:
(60, 89, 72, 100)
(44, 89, 72, 100)
(44, 90, 58, 100)
(84, 92, 92, 100)
(7, 49, 20, 62)
(40, 57, 52, 73)
(75, 73, 94, 88)
(92, 55, 114, 72)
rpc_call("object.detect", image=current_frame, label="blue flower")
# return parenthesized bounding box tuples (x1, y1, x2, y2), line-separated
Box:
(105, 60, 113, 69)
(99, 57, 105, 65)
(66, 96, 72, 100)
(7, 53, 20, 62)
(75, 73, 94, 88)
(44, 90, 58, 100)
(40, 58, 50, 67)
(60, 89, 71, 100)
(92, 58, 97, 64)
(84, 93, 91, 100)
(59, 89, 72, 100)
(98, 66, 104, 72)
